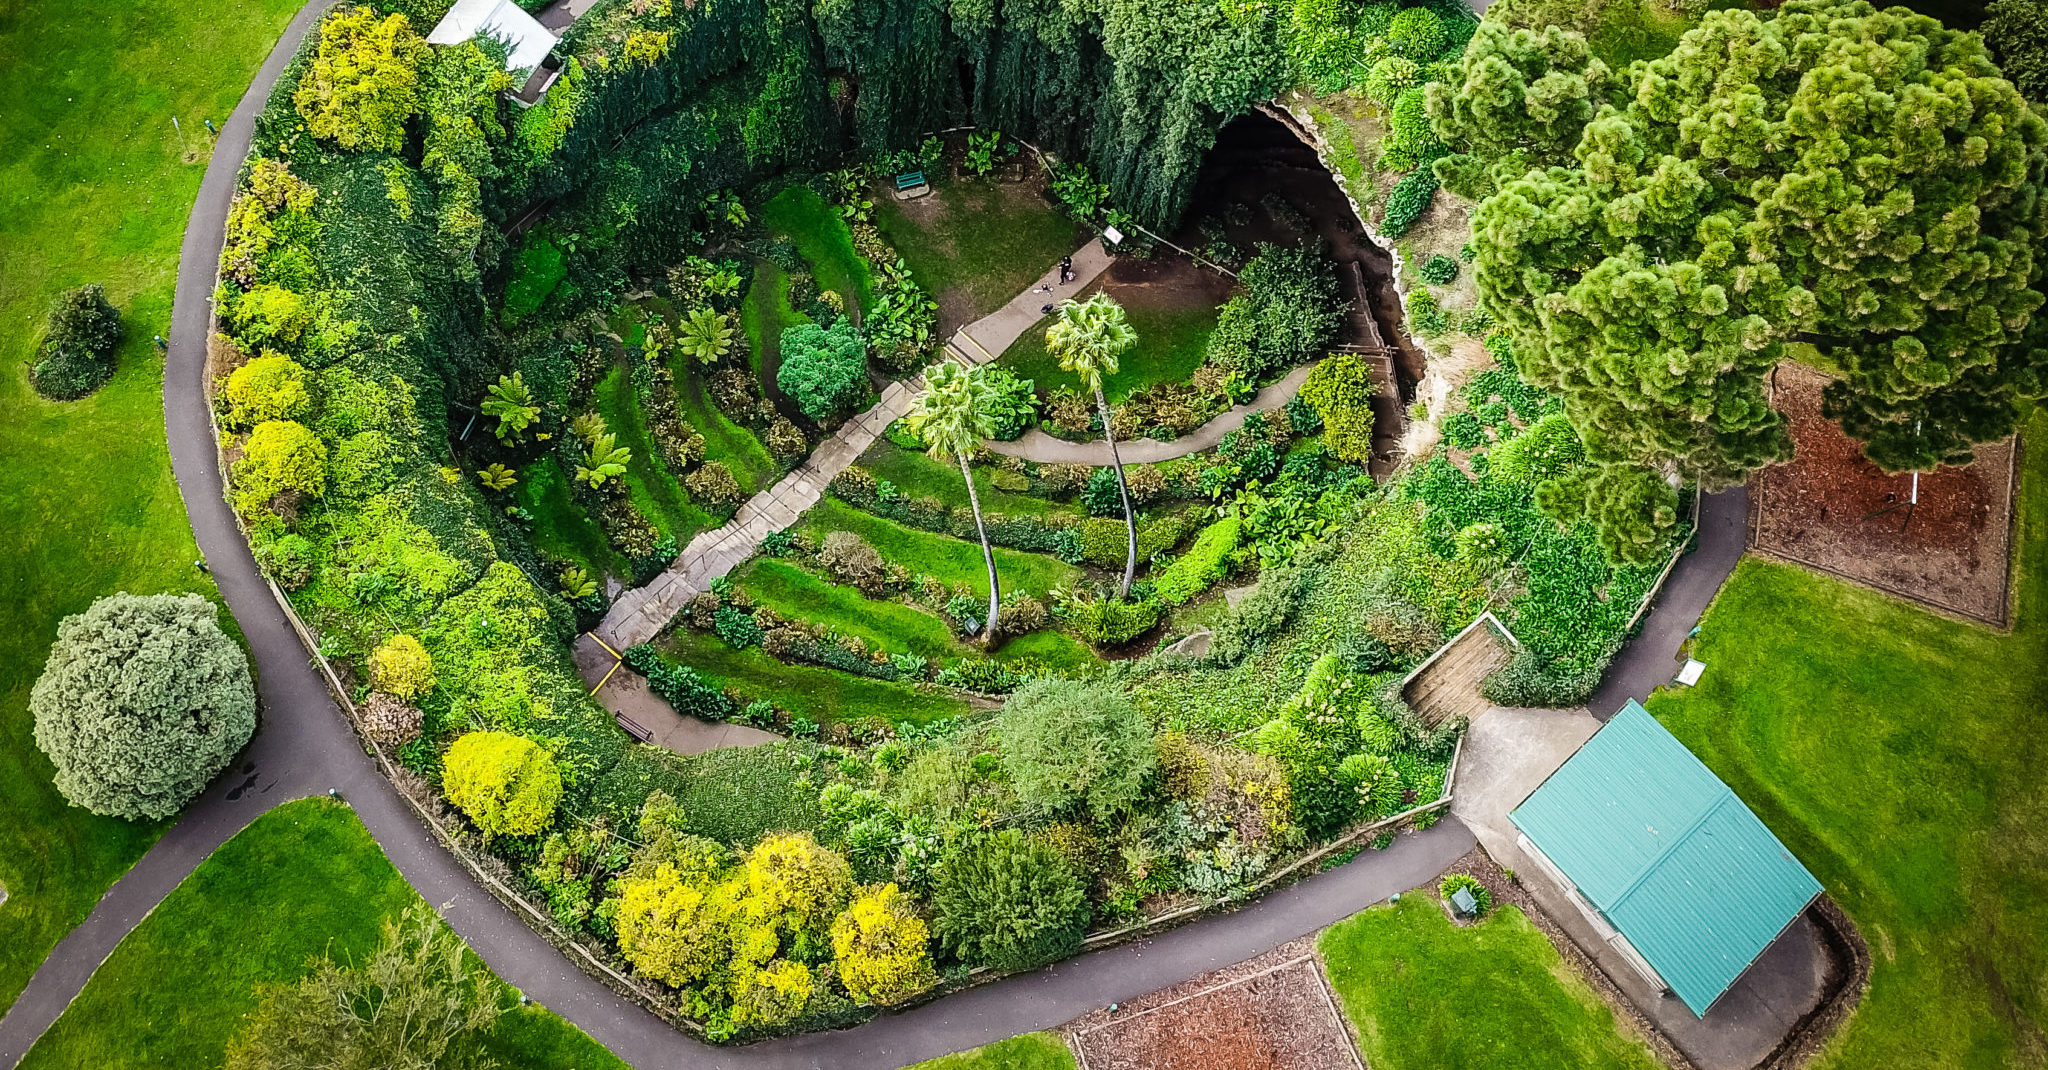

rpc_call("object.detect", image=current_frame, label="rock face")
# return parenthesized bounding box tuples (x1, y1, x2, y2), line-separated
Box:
(1161, 628, 1213, 659)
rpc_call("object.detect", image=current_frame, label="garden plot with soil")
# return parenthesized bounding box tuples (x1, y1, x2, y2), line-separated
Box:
(1065, 942, 1362, 1070)
(1750, 364, 2017, 626)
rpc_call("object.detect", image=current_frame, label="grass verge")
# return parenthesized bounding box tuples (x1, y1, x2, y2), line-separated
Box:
(1648, 415, 2048, 1070)
(1319, 896, 1662, 1070)
(905, 1033, 1077, 1070)
(0, 0, 305, 1013)
(859, 440, 1076, 518)
(592, 364, 718, 543)
(515, 457, 629, 579)
(999, 296, 1220, 404)
(19, 798, 626, 1069)
(801, 498, 1083, 598)
(658, 627, 970, 726)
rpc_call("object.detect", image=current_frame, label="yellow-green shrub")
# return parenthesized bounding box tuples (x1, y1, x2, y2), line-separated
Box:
(442, 731, 561, 836)
(1154, 516, 1242, 606)
(729, 959, 812, 1030)
(369, 634, 433, 698)
(615, 863, 730, 987)
(225, 354, 311, 428)
(293, 9, 429, 153)
(830, 883, 937, 1006)
(235, 419, 327, 512)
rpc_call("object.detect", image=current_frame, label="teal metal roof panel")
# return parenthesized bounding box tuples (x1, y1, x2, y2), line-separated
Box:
(1509, 701, 1822, 1016)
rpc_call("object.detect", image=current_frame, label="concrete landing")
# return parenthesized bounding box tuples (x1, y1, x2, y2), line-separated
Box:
(571, 633, 779, 755)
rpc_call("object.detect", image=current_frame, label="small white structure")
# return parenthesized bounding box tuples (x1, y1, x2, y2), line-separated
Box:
(428, 0, 558, 73)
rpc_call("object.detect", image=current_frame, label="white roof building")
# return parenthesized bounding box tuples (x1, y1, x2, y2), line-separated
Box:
(428, 0, 559, 72)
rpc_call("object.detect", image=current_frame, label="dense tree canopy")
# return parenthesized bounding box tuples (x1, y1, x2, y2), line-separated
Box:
(1426, 22, 1610, 200)
(1984, 0, 2048, 103)
(1473, 0, 2048, 556)
(996, 677, 1156, 821)
(31, 593, 256, 820)
(293, 9, 430, 153)
(777, 320, 868, 420)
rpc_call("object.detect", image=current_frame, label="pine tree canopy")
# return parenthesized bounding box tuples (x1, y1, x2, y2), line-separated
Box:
(1473, 0, 2048, 501)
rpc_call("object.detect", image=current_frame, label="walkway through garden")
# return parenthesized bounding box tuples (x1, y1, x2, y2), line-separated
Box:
(593, 239, 1115, 651)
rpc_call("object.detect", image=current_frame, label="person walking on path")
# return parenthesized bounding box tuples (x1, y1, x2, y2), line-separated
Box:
(1059, 255, 1074, 284)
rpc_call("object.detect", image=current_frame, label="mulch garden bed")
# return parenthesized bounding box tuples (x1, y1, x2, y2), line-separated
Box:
(1065, 940, 1362, 1070)
(1750, 363, 2018, 627)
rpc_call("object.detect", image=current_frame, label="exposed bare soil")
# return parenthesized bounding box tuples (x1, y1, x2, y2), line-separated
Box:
(1750, 363, 2017, 626)
(1065, 940, 1362, 1070)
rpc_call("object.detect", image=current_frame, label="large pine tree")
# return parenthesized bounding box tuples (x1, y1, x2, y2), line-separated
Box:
(1470, 0, 2047, 555)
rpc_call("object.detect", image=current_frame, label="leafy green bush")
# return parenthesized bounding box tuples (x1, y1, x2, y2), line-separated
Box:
(1380, 166, 1438, 237)
(1301, 353, 1378, 462)
(1154, 516, 1242, 606)
(1364, 56, 1420, 106)
(1205, 244, 1344, 380)
(1380, 87, 1441, 172)
(1388, 7, 1446, 60)
(777, 320, 868, 420)
(1439, 872, 1493, 915)
(31, 593, 256, 820)
(930, 829, 1091, 971)
(996, 678, 1155, 821)
(1481, 649, 1601, 708)
(1443, 410, 1485, 450)
(713, 605, 763, 649)
(33, 283, 124, 399)
(1051, 587, 1160, 645)
(980, 366, 1039, 440)
(1419, 254, 1459, 284)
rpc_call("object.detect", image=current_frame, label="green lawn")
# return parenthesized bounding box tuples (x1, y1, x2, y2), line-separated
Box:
(1648, 413, 2048, 1070)
(740, 257, 810, 397)
(999, 295, 1220, 404)
(592, 364, 719, 543)
(873, 175, 1081, 322)
(859, 439, 1076, 518)
(906, 1033, 1077, 1070)
(658, 627, 970, 726)
(1319, 896, 1663, 1070)
(737, 557, 1099, 669)
(20, 798, 627, 1069)
(801, 498, 1083, 598)
(0, 0, 306, 1015)
(761, 185, 875, 315)
(668, 353, 780, 494)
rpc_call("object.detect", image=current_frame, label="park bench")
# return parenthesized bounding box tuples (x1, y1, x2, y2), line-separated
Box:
(893, 170, 930, 200)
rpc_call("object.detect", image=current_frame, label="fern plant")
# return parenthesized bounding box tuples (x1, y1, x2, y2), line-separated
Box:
(676, 308, 734, 364)
(477, 463, 517, 491)
(480, 372, 540, 442)
(559, 566, 599, 600)
(576, 433, 631, 488)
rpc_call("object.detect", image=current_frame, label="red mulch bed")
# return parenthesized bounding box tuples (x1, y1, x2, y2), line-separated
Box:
(1750, 364, 2018, 626)
(1065, 941, 1362, 1070)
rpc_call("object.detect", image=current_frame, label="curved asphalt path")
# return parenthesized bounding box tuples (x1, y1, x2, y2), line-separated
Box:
(0, 6, 1742, 1064)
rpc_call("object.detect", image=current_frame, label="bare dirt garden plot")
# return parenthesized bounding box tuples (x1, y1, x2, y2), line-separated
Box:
(1065, 941, 1362, 1070)
(1750, 363, 2018, 627)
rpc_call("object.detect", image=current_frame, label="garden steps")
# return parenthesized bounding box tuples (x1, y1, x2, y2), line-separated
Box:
(595, 378, 922, 649)
(1402, 619, 1514, 727)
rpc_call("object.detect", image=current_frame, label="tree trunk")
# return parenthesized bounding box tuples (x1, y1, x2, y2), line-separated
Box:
(958, 451, 1002, 643)
(1095, 384, 1138, 599)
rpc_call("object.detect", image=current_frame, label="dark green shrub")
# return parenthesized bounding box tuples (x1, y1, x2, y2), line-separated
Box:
(981, 367, 1038, 440)
(777, 320, 867, 420)
(1419, 254, 1459, 284)
(712, 605, 762, 649)
(1081, 467, 1123, 517)
(1205, 245, 1344, 380)
(1380, 167, 1439, 237)
(930, 829, 1090, 972)
(995, 678, 1155, 821)
(33, 283, 124, 400)
(1388, 7, 1446, 60)
(1443, 411, 1486, 450)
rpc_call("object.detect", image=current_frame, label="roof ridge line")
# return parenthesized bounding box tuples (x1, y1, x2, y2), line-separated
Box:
(1603, 789, 1738, 913)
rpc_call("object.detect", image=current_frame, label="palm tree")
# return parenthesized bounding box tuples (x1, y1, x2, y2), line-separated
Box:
(1046, 292, 1140, 598)
(908, 362, 1001, 641)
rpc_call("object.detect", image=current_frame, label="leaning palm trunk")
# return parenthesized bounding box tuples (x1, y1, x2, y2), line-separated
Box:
(1094, 384, 1138, 599)
(957, 451, 1002, 641)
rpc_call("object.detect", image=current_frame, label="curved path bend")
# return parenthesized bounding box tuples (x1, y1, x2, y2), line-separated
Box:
(0, 8, 1477, 1068)
(0, 8, 1740, 1066)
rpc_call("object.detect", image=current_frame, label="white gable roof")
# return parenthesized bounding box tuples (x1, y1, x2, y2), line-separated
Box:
(428, 0, 558, 72)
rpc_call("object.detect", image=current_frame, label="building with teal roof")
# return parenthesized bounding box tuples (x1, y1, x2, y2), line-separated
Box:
(1509, 700, 1823, 1017)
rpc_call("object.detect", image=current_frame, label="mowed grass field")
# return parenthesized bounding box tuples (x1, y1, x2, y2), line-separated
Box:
(1651, 414, 2048, 1070)
(1319, 896, 1663, 1070)
(0, 0, 304, 1012)
(19, 798, 628, 1069)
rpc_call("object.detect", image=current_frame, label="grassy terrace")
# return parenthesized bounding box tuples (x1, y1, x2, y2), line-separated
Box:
(516, 457, 630, 579)
(999, 293, 1220, 404)
(1649, 414, 2048, 1070)
(860, 439, 1077, 518)
(20, 798, 625, 1069)
(658, 627, 970, 726)
(741, 258, 808, 396)
(801, 498, 1083, 598)
(0, 0, 305, 1013)
(762, 185, 875, 316)
(593, 365, 719, 544)
(1320, 896, 1662, 1070)
(873, 174, 1082, 322)
(737, 557, 1099, 669)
